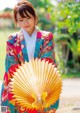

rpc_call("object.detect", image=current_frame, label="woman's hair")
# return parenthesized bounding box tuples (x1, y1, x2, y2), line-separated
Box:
(13, 0, 38, 23)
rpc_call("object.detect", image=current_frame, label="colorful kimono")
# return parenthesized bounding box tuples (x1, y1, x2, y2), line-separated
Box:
(1, 28, 59, 113)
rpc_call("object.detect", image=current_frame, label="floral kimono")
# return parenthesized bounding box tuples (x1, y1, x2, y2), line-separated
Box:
(1, 28, 59, 113)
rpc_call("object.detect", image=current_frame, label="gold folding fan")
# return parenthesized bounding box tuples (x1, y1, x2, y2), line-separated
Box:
(10, 58, 62, 111)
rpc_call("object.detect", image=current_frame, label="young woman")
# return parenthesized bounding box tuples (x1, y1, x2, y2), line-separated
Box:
(1, 0, 59, 113)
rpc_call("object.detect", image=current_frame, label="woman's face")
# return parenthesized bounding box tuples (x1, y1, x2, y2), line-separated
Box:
(16, 11, 36, 35)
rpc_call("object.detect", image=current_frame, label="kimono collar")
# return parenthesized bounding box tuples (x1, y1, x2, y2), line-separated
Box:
(21, 27, 37, 61)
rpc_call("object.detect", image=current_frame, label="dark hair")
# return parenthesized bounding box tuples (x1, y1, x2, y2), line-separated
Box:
(13, 0, 37, 23)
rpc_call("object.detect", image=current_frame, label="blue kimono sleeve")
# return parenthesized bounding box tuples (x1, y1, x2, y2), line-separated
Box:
(40, 37, 59, 111)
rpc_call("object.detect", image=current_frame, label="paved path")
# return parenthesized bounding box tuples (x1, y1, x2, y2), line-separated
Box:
(57, 78, 80, 113)
(61, 78, 80, 98)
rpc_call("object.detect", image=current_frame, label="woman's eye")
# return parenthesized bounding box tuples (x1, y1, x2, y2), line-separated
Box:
(19, 20, 23, 22)
(27, 17, 30, 19)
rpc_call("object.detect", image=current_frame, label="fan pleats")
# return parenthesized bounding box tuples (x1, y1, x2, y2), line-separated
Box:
(10, 58, 62, 110)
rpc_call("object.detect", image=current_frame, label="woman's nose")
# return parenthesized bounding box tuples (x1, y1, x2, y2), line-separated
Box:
(24, 19, 29, 24)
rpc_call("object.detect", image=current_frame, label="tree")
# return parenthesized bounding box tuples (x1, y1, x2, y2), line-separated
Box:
(54, 1, 80, 72)
(55, 2, 80, 34)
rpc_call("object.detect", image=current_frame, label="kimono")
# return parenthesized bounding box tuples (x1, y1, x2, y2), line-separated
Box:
(1, 28, 59, 113)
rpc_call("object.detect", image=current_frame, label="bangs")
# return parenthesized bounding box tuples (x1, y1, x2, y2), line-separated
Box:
(18, 5, 35, 18)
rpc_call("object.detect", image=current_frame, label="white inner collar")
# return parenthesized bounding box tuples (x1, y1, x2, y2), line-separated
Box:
(21, 27, 37, 61)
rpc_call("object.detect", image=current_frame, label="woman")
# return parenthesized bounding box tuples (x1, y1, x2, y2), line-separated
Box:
(1, 0, 59, 113)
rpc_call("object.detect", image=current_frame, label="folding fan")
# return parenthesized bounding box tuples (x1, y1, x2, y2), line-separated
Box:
(9, 58, 62, 111)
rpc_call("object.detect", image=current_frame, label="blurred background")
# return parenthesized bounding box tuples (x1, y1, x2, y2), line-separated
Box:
(0, 0, 80, 80)
(0, 0, 80, 112)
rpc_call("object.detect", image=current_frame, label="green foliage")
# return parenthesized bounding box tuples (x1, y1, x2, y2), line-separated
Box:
(54, 2, 80, 73)
(54, 34, 70, 42)
(56, 2, 80, 34)
(28, 0, 53, 9)
(67, 38, 80, 56)
(62, 71, 80, 78)
(67, 38, 80, 71)
(4, 8, 12, 12)
(28, 0, 55, 30)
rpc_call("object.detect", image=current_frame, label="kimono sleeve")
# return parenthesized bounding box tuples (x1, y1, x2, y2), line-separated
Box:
(5, 36, 19, 72)
(40, 32, 59, 111)
(1, 35, 19, 109)
(40, 32, 56, 65)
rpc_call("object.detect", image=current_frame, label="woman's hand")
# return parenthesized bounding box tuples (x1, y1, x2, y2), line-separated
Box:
(46, 109, 56, 113)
